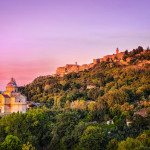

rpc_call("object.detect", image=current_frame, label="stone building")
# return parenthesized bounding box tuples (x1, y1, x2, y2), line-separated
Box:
(56, 62, 94, 77)
(94, 48, 125, 64)
(93, 59, 100, 65)
(54, 48, 148, 77)
(0, 78, 27, 114)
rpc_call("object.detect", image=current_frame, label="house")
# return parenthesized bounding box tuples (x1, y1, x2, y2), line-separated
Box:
(0, 78, 27, 114)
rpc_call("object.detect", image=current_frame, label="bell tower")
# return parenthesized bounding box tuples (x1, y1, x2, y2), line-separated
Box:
(116, 48, 119, 55)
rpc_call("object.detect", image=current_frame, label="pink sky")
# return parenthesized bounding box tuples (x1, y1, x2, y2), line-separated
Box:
(0, 0, 150, 90)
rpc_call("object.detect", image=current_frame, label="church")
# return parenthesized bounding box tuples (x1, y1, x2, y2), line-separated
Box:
(0, 78, 27, 114)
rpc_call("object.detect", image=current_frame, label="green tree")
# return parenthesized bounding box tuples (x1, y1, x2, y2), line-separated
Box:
(106, 138, 118, 150)
(0, 135, 22, 150)
(117, 137, 142, 150)
(22, 142, 35, 150)
(136, 132, 150, 148)
(78, 126, 106, 150)
(50, 111, 80, 149)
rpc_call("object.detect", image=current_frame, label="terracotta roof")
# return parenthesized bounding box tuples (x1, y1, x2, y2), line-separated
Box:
(134, 112, 147, 117)
(2, 95, 10, 98)
(11, 94, 20, 98)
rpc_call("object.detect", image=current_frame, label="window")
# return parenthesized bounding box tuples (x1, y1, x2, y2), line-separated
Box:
(15, 99, 21, 103)
(15, 99, 19, 102)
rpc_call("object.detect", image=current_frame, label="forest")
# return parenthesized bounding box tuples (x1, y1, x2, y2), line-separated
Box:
(0, 48, 150, 150)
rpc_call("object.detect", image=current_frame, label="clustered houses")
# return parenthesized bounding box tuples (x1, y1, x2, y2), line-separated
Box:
(56, 61, 94, 77)
(0, 78, 27, 114)
(93, 48, 125, 64)
(54, 48, 148, 77)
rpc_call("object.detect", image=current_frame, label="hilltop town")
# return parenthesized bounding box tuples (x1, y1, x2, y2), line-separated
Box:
(54, 47, 150, 77)
(18, 46, 150, 150)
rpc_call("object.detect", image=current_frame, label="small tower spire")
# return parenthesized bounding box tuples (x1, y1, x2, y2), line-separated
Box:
(11, 77, 14, 82)
(116, 48, 119, 55)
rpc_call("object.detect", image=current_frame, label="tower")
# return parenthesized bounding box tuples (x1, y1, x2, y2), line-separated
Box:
(6, 78, 18, 93)
(75, 61, 77, 66)
(116, 48, 119, 55)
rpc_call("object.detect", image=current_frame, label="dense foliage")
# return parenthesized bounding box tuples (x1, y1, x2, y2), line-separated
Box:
(20, 61, 150, 107)
(0, 108, 150, 150)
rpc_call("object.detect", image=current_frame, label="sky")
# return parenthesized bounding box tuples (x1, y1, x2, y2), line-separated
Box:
(0, 0, 150, 90)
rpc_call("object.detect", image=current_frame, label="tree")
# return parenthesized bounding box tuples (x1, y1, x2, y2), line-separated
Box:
(136, 132, 150, 148)
(117, 137, 142, 150)
(106, 138, 118, 150)
(138, 46, 143, 53)
(22, 142, 35, 150)
(71, 121, 89, 145)
(0, 135, 22, 150)
(0, 109, 52, 149)
(54, 111, 80, 138)
(78, 126, 106, 150)
(146, 46, 150, 51)
(50, 111, 80, 149)
(106, 57, 110, 62)
(106, 89, 128, 107)
(96, 99, 106, 122)
(109, 104, 121, 118)
(64, 100, 70, 110)
(125, 50, 128, 55)
(87, 103, 97, 121)
(123, 55, 128, 61)
(115, 118, 126, 131)
(132, 115, 148, 131)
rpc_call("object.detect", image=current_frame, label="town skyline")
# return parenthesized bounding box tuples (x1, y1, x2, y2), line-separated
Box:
(0, 0, 150, 90)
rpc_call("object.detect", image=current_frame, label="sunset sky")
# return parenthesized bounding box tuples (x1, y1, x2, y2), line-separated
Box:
(0, 0, 150, 90)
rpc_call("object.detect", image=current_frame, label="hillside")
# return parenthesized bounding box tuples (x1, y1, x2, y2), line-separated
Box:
(19, 49, 150, 108)
(1, 48, 150, 150)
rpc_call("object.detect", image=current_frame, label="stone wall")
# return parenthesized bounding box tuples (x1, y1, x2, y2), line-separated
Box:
(54, 48, 148, 77)
(93, 59, 100, 64)
(55, 62, 95, 77)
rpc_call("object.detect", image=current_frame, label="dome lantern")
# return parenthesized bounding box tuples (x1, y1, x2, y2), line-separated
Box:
(6, 78, 18, 92)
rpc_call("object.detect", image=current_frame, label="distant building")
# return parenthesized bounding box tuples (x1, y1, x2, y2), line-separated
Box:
(107, 120, 113, 125)
(54, 48, 149, 77)
(87, 85, 96, 89)
(0, 78, 27, 114)
(126, 119, 133, 126)
(134, 111, 148, 117)
(56, 62, 94, 77)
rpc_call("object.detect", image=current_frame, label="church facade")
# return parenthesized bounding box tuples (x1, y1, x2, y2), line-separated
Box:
(0, 78, 27, 114)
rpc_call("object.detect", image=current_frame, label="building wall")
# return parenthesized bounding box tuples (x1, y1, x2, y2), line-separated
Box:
(0, 105, 4, 113)
(0, 95, 4, 104)
(56, 67, 66, 74)
(4, 105, 11, 113)
(67, 65, 79, 73)
(10, 104, 26, 113)
(93, 59, 100, 64)
(55, 49, 147, 77)
(6, 87, 15, 92)
(117, 52, 125, 59)
(3, 91, 11, 97)
(79, 64, 89, 71)
(88, 63, 94, 68)
(0, 93, 27, 114)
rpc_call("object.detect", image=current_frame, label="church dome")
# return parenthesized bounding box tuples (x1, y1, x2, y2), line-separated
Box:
(6, 78, 18, 88)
